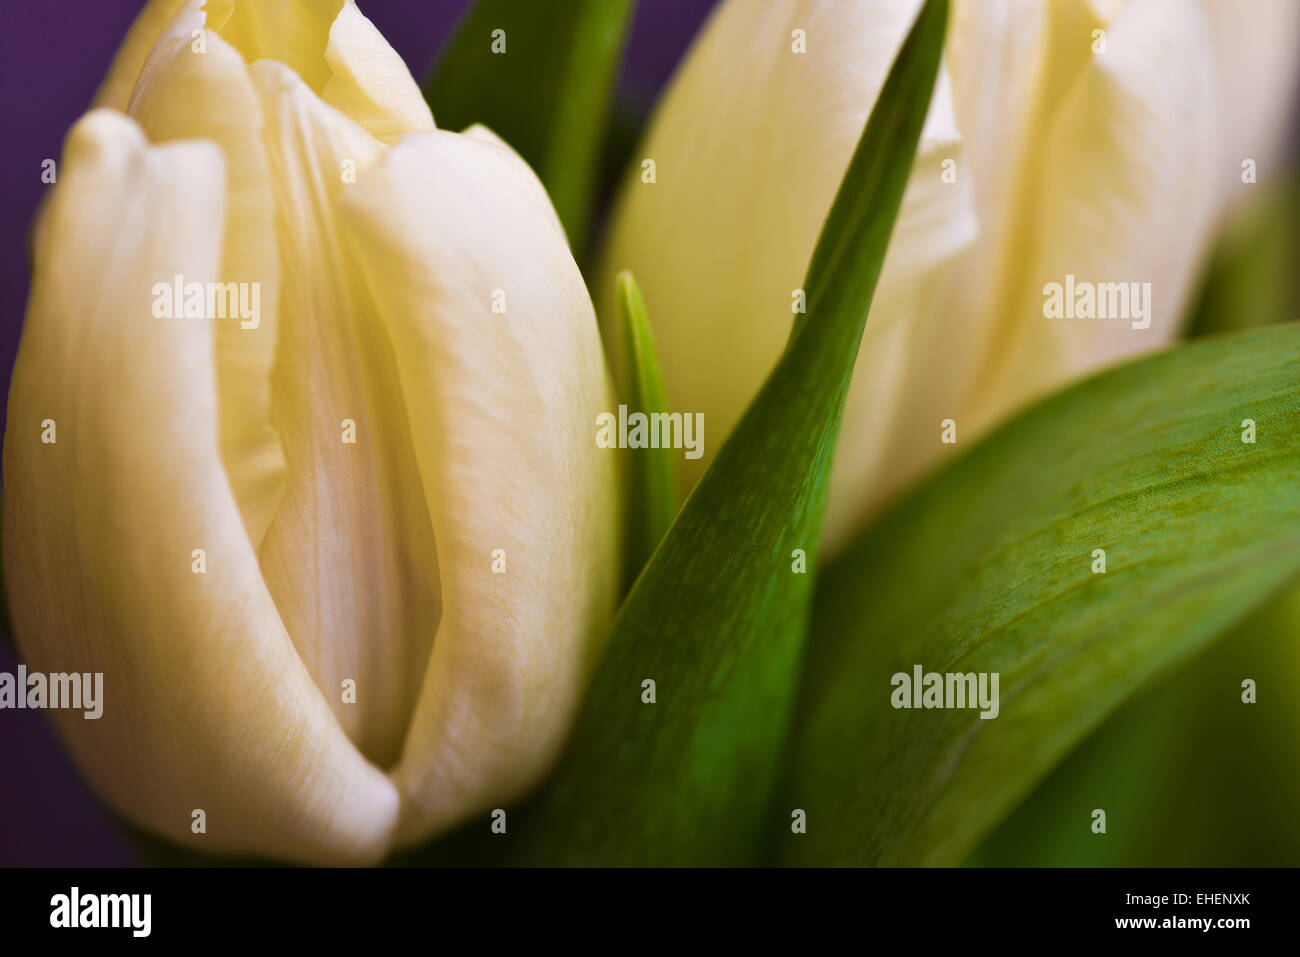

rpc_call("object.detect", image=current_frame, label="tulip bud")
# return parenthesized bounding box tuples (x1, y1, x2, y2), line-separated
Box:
(4, 0, 619, 864)
(595, 0, 1299, 554)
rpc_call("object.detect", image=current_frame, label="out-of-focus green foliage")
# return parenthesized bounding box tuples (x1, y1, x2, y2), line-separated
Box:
(423, 0, 637, 254)
(1187, 169, 1300, 336)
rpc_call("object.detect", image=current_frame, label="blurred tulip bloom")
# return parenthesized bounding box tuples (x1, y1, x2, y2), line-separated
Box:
(596, 0, 1300, 554)
(4, 0, 620, 864)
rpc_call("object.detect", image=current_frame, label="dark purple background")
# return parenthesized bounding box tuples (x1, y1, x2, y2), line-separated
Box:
(0, 0, 715, 867)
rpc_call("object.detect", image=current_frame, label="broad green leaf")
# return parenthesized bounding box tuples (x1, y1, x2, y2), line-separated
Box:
(776, 324, 1300, 866)
(434, 0, 946, 865)
(963, 185, 1300, 867)
(613, 271, 677, 585)
(423, 0, 637, 253)
(966, 585, 1300, 866)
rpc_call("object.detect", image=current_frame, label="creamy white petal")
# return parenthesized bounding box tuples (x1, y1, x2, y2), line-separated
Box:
(321, 0, 437, 142)
(338, 127, 621, 845)
(967, 0, 1219, 430)
(1202, 0, 1300, 208)
(861, 0, 1223, 525)
(3, 110, 397, 864)
(93, 0, 190, 110)
(127, 0, 286, 547)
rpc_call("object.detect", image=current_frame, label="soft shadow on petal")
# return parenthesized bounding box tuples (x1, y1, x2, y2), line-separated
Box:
(3, 110, 398, 865)
(248, 61, 442, 769)
(215, 0, 343, 92)
(214, 0, 436, 144)
(339, 127, 621, 847)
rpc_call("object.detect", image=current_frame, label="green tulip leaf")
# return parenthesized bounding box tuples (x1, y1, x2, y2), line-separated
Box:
(966, 585, 1300, 866)
(458, 0, 950, 865)
(963, 185, 1300, 868)
(776, 323, 1300, 866)
(423, 0, 637, 253)
(613, 271, 678, 586)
